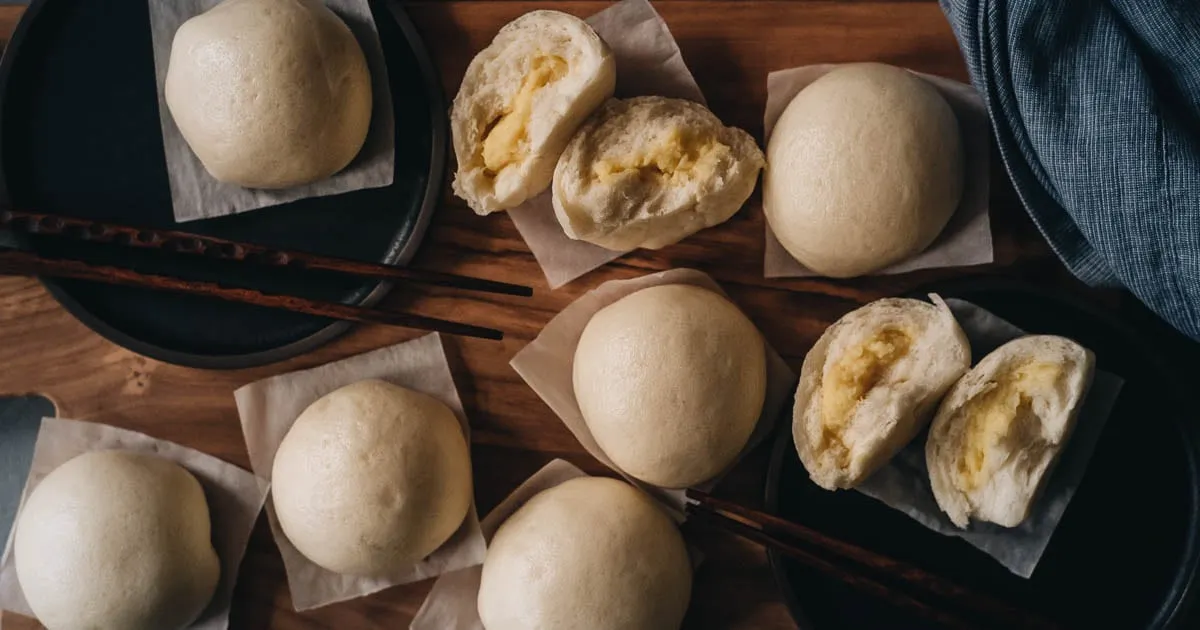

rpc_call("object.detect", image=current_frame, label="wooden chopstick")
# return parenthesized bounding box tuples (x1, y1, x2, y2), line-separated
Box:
(0, 209, 532, 298)
(685, 489, 1059, 630)
(0, 249, 503, 340)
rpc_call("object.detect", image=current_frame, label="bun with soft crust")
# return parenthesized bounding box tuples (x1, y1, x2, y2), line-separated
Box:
(451, 10, 615, 214)
(553, 96, 764, 251)
(926, 335, 1094, 528)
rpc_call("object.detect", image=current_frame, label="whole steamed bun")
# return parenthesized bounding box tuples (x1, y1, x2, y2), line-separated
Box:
(573, 284, 767, 488)
(165, 0, 373, 189)
(452, 10, 616, 214)
(13, 451, 220, 630)
(477, 477, 692, 630)
(764, 63, 965, 277)
(271, 379, 473, 576)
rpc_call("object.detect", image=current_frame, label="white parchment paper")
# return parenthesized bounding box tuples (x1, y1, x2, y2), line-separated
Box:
(0, 418, 270, 630)
(232, 333, 486, 611)
(408, 459, 590, 630)
(505, 0, 707, 289)
(509, 268, 797, 515)
(763, 65, 993, 277)
(147, 0, 396, 222)
(856, 299, 1123, 577)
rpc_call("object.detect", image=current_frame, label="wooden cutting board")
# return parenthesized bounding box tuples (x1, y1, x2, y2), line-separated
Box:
(0, 2, 1159, 629)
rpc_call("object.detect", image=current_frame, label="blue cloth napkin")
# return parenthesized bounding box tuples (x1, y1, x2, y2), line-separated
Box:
(940, 0, 1200, 341)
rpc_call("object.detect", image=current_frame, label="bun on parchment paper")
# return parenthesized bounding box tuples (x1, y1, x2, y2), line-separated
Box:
(572, 283, 767, 488)
(793, 295, 970, 490)
(763, 63, 965, 277)
(926, 335, 1095, 528)
(165, 0, 373, 189)
(476, 476, 692, 630)
(553, 96, 764, 251)
(271, 379, 473, 576)
(451, 10, 616, 214)
(13, 451, 220, 630)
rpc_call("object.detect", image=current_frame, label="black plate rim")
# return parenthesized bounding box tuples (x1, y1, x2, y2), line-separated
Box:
(763, 277, 1200, 629)
(0, 0, 448, 370)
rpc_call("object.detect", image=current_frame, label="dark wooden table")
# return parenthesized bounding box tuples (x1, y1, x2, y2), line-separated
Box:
(0, 2, 1191, 629)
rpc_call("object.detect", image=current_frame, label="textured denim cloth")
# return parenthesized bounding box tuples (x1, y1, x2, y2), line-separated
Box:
(939, 0, 1200, 341)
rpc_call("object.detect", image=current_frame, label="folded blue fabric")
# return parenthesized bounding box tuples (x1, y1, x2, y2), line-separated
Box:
(940, 0, 1200, 341)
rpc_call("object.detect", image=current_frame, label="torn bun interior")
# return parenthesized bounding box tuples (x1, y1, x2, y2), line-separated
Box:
(926, 335, 1095, 528)
(793, 296, 970, 490)
(553, 96, 764, 251)
(451, 10, 616, 215)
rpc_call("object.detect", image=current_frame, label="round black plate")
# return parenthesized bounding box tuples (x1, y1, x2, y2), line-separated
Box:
(766, 279, 1200, 629)
(0, 0, 446, 368)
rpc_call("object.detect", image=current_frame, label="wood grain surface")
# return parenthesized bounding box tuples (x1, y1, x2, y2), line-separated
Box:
(0, 2, 1189, 629)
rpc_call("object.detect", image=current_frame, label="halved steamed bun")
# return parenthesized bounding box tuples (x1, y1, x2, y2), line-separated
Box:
(926, 335, 1095, 528)
(553, 96, 765, 251)
(794, 296, 970, 490)
(452, 11, 615, 214)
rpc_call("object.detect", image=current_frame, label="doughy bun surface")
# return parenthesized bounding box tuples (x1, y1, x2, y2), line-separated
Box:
(764, 63, 964, 277)
(452, 10, 616, 214)
(13, 451, 220, 630)
(165, 0, 373, 189)
(476, 477, 692, 630)
(271, 379, 473, 576)
(572, 284, 767, 488)
(553, 96, 764, 251)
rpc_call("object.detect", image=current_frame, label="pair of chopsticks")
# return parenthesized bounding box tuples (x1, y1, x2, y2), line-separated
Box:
(0, 209, 531, 340)
(685, 489, 1060, 630)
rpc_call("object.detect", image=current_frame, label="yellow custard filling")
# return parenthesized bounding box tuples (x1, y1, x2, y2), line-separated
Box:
(956, 361, 1062, 490)
(482, 55, 569, 173)
(819, 327, 912, 466)
(593, 127, 731, 184)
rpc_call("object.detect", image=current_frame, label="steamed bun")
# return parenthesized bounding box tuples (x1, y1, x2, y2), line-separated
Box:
(271, 379, 472, 576)
(764, 63, 964, 277)
(927, 335, 1094, 528)
(165, 0, 373, 189)
(13, 451, 219, 630)
(477, 477, 691, 630)
(554, 96, 764, 251)
(452, 10, 615, 214)
(793, 296, 970, 489)
(573, 284, 767, 488)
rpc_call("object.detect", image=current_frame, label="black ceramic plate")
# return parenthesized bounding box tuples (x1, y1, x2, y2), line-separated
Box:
(0, 0, 445, 368)
(766, 279, 1200, 629)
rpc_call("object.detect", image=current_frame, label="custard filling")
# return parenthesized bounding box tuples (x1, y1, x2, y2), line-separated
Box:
(819, 327, 913, 466)
(481, 55, 569, 173)
(593, 127, 731, 184)
(956, 361, 1062, 490)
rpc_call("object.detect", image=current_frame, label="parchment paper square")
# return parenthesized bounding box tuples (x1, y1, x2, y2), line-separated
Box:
(505, 0, 707, 289)
(856, 299, 1122, 577)
(0, 418, 270, 630)
(763, 65, 993, 277)
(233, 333, 487, 611)
(147, 0, 396, 221)
(509, 268, 797, 514)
